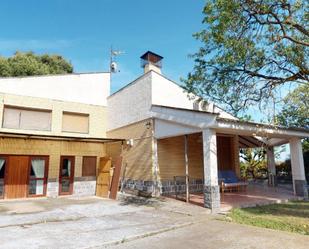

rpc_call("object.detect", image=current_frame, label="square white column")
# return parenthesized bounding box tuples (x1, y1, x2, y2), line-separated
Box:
(202, 129, 220, 212)
(289, 138, 308, 197)
(267, 146, 277, 186)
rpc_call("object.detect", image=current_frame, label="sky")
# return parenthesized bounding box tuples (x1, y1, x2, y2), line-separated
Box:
(0, 0, 205, 93)
(0, 0, 292, 161)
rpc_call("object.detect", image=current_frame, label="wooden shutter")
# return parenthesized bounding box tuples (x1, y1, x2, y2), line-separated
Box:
(62, 112, 89, 133)
(82, 156, 97, 177)
(3, 106, 51, 131)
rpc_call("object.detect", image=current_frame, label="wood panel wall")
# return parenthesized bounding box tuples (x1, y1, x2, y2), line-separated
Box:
(106, 119, 154, 181)
(158, 133, 235, 181)
(0, 137, 106, 179)
(217, 136, 235, 172)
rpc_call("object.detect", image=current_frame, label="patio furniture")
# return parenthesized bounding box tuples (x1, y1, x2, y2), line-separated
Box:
(218, 170, 248, 193)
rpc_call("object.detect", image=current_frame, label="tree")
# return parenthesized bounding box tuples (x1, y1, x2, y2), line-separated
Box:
(276, 84, 309, 180)
(0, 52, 73, 77)
(240, 147, 267, 179)
(277, 83, 309, 151)
(184, 0, 309, 115)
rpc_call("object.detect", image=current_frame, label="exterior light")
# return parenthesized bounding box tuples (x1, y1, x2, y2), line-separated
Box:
(145, 121, 151, 129)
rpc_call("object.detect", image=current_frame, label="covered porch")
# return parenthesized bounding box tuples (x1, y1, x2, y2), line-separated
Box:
(151, 105, 309, 213)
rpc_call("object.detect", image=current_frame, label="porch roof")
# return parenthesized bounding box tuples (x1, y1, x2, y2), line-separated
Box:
(151, 105, 309, 144)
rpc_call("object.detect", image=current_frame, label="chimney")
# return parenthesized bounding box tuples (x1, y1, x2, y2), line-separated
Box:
(140, 51, 163, 74)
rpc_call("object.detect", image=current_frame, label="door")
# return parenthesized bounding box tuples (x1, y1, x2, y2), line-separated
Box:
(59, 156, 75, 195)
(96, 157, 111, 198)
(5, 156, 29, 199)
(0, 156, 8, 199)
(109, 156, 122, 200)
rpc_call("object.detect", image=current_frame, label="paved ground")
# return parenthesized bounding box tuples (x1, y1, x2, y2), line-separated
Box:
(0, 195, 308, 249)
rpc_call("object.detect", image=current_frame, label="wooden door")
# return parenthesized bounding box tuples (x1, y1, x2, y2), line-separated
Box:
(96, 157, 111, 198)
(109, 156, 122, 200)
(5, 156, 29, 199)
(59, 156, 75, 195)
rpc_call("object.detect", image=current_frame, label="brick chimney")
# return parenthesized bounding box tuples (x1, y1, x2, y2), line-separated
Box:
(140, 51, 163, 74)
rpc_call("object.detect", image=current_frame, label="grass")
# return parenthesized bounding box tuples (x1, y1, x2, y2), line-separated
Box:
(226, 201, 309, 235)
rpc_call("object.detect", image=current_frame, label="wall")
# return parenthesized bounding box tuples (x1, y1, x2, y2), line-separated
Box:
(157, 133, 235, 195)
(151, 71, 237, 120)
(107, 119, 154, 194)
(107, 73, 152, 131)
(0, 92, 107, 138)
(0, 137, 106, 197)
(0, 73, 110, 106)
(217, 136, 235, 171)
(157, 133, 204, 181)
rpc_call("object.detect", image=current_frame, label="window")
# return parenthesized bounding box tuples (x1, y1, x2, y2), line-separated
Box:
(0, 157, 6, 198)
(59, 156, 75, 195)
(62, 112, 89, 133)
(82, 156, 97, 177)
(28, 157, 48, 196)
(2, 106, 51, 131)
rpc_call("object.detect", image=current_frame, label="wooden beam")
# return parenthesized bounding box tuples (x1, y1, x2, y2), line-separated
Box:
(184, 135, 189, 203)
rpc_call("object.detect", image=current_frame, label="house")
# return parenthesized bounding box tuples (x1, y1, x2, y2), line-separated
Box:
(0, 72, 121, 198)
(0, 51, 308, 212)
(107, 51, 309, 211)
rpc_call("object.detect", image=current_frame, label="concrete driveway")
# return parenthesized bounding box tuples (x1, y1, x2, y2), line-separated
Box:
(0, 195, 308, 249)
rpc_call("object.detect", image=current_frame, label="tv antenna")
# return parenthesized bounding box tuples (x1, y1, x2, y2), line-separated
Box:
(110, 46, 125, 73)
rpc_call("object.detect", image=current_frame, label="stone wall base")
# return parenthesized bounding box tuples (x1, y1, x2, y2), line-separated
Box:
(121, 178, 204, 196)
(73, 180, 97, 197)
(294, 180, 308, 198)
(46, 178, 97, 198)
(204, 185, 220, 212)
(47, 179, 58, 197)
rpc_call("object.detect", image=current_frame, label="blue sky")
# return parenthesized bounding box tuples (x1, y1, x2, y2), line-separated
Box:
(0, 0, 291, 160)
(0, 0, 205, 93)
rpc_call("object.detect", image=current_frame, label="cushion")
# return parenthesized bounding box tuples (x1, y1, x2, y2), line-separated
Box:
(218, 170, 239, 184)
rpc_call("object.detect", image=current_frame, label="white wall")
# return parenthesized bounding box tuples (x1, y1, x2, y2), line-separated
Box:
(151, 71, 237, 120)
(0, 73, 110, 106)
(107, 73, 152, 131)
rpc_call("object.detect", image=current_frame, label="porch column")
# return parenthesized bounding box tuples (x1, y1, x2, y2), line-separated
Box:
(202, 129, 220, 212)
(152, 137, 161, 197)
(289, 138, 308, 198)
(267, 146, 277, 186)
(233, 135, 240, 178)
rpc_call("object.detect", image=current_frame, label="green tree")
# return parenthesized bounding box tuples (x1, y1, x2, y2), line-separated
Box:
(240, 148, 267, 179)
(276, 84, 309, 179)
(0, 51, 73, 77)
(277, 84, 309, 152)
(184, 0, 309, 115)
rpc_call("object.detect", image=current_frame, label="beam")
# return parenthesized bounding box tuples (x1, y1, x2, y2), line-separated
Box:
(184, 135, 189, 203)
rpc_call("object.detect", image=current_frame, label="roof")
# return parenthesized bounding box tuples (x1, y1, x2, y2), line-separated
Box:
(151, 104, 218, 115)
(0, 71, 109, 80)
(217, 117, 309, 134)
(0, 131, 124, 143)
(152, 104, 309, 135)
(140, 51, 164, 60)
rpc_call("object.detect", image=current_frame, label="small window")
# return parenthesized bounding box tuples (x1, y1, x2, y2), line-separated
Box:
(2, 106, 51, 131)
(82, 156, 97, 177)
(62, 112, 89, 134)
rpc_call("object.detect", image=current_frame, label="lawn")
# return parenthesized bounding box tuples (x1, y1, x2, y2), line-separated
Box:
(226, 201, 309, 235)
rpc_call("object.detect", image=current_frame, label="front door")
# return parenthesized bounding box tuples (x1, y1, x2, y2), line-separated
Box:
(5, 156, 29, 199)
(96, 157, 111, 198)
(59, 156, 75, 195)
